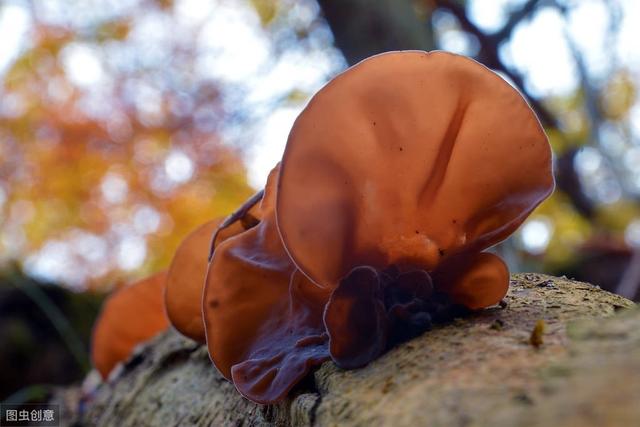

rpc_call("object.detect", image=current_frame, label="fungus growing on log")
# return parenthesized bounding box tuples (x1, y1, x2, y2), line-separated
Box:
(92, 272, 169, 379)
(91, 50, 554, 405)
(203, 50, 553, 403)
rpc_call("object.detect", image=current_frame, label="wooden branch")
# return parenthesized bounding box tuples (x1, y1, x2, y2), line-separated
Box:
(59, 274, 639, 426)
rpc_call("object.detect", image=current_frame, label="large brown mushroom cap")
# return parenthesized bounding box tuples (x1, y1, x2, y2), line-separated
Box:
(92, 272, 169, 379)
(203, 165, 330, 403)
(276, 50, 554, 289)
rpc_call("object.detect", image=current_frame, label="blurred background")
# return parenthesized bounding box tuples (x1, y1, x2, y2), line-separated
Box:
(1, 0, 639, 404)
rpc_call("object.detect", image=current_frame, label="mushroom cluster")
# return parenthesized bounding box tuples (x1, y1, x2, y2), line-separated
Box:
(91, 51, 554, 404)
(92, 271, 169, 379)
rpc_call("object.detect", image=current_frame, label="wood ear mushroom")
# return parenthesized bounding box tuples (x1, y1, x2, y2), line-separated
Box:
(93, 51, 554, 404)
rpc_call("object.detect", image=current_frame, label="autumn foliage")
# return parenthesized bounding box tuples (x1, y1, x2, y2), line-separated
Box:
(0, 9, 253, 288)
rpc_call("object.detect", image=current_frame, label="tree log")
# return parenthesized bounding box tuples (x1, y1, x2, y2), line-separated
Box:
(66, 274, 638, 426)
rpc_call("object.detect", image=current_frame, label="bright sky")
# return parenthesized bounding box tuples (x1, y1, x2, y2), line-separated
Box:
(2, 0, 640, 284)
(243, 0, 640, 188)
(3, 0, 639, 187)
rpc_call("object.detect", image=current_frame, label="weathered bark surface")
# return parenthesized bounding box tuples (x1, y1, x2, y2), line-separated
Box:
(71, 274, 638, 426)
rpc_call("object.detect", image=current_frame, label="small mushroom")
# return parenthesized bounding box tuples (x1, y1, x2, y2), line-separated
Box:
(166, 200, 263, 343)
(92, 272, 169, 379)
(204, 165, 330, 403)
(431, 251, 509, 310)
(165, 220, 220, 342)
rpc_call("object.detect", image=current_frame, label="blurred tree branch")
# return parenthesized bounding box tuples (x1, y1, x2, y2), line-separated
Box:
(434, 0, 557, 128)
(492, 0, 544, 43)
(553, 0, 640, 299)
(316, 0, 556, 126)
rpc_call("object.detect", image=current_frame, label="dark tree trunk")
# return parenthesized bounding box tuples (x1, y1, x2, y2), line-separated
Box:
(316, 0, 435, 66)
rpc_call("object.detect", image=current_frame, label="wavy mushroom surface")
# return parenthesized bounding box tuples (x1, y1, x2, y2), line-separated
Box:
(204, 166, 330, 403)
(92, 272, 169, 379)
(277, 50, 554, 291)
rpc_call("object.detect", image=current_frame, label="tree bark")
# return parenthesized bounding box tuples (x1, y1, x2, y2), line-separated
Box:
(315, 0, 434, 65)
(59, 274, 640, 426)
